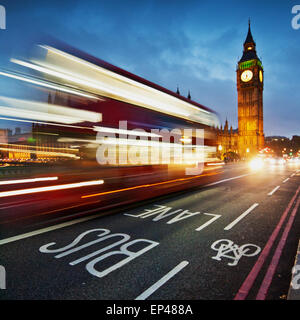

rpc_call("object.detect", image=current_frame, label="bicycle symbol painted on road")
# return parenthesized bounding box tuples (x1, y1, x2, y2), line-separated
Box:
(211, 239, 261, 266)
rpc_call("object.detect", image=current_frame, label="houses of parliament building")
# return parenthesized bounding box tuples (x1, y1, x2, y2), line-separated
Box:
(216, 22, 265, 159)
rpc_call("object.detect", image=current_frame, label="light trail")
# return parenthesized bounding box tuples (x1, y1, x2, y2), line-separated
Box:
(0, 176, 58, 186)
(81, 171, 220, 199)
(0, 179, 104, 198)
(0, 70, 99, 100)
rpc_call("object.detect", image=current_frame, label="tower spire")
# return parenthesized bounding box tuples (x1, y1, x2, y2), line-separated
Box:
(244, 20, 255, 45)
(239, 20, 259, 63)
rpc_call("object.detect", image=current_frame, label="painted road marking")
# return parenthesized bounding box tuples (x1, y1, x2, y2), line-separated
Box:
(125, 205, 222, 230)
(256, 196, 300, 299)
(234, 186, 300, 300)
(211, 239, 261, 266)
(125, 205, 200, 224)
(135, 261, 189, 300)
(283, 178, 290, 183)
(0, 265, 5, 290)
(39, 228, 159, 278)
(204, 173, 252, 187)
(291, 265, 300, 290)
(0, 208, 107, 245)
(268, 186, 280, 196)
(195, 213, 221, 231)
(224, 203, 259, 231)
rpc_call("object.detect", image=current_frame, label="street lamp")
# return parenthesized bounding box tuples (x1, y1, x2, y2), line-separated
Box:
(218, 145, 223, 151)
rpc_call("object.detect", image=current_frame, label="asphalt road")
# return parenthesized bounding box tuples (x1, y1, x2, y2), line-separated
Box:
(0, 162, 299, 300)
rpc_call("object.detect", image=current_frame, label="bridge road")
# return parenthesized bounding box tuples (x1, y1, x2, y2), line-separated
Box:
(0, 162, 299, 300)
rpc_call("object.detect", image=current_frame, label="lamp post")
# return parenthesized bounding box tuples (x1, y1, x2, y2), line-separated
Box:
(246, 148, 250, 160)
(218, 145, 223, 160)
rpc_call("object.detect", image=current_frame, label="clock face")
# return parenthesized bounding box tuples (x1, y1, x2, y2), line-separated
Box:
(259, 70, 263, 82)
(241, 70, 253, 82)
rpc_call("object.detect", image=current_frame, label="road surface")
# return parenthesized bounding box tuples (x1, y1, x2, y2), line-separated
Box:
(0, 162, 299, 300)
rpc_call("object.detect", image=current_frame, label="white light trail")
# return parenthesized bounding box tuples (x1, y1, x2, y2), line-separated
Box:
(0, 179, 104, 198)
(0, 95, 102, 124)
(0, 116, 94, 130)
(0, 70, 99, 100)
(0, 176, 58, 186)
(12, 47, 219, 127)
(93, 126, 162, 138)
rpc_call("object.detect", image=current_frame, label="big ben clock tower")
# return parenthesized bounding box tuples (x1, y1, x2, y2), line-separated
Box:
(237, 21, 264, 157)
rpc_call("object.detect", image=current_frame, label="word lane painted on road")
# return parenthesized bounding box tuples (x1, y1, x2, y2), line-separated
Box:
(39, 228, 159, 278)
(124, 205, 221, 231)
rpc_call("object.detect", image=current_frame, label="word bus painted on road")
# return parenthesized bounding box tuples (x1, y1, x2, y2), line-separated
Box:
(39, 228, 159, 278)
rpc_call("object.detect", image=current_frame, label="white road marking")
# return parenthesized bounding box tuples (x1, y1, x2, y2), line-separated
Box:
(224, 203, 259, 231)
(135, 261, 189, 300)
(0, 208, 105, 245)
(125, 205, 201, 225)
(211, 239, 261, 266)
(291, 173, 296, 177)
(204, 173, 252, 187)
(39, 228, 159, 278)
(283, 178, 290, 183)
(195, 213, 221, 231)
(268, 186, 280, 196)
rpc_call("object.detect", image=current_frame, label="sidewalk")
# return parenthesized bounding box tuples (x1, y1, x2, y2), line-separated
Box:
(287, 240, 300, 300)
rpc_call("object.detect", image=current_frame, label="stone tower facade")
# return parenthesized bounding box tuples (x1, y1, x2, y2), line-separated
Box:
(236, 21, 264, 157)
(216, 22, 264, 159)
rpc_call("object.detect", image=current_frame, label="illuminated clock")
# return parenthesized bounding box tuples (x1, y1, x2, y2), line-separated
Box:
(241, 70, 253, 82)
(259, 70, 263, 82)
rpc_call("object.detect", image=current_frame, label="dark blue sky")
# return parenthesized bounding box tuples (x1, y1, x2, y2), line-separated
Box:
(0, 0, 299, 137)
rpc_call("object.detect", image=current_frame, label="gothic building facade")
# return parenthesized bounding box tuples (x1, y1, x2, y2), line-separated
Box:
(216, 22, 264, 159)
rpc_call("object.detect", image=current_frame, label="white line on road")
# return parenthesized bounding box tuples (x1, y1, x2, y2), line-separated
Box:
(268, 186, 280, 196)
(135, 261, 189, 300)
(224, 203, 259, 231)
(283, 178, 290, 183)
(0, 207, 103, 245)
(204, 173, 252, 187)
(195, 213, 221, 231)
(291, 173, 295, 177)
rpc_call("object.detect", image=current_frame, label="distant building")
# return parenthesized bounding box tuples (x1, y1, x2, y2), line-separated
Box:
(0, 129, 8, 144)
(216, 21, 264, 159)
(216, 120, 239, 156)
(265, 135, 300, 157)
